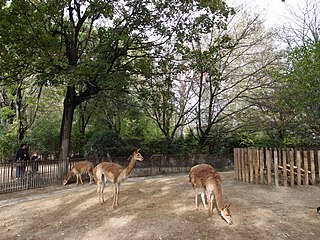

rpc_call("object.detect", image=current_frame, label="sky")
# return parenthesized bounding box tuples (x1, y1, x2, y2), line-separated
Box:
(225, 0, 308, 29)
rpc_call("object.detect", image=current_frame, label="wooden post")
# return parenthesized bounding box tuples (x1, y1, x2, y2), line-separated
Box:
(274, 148, 279, 188)
(259, 148, 264, 185)
(303, 150, 309, 186)
(254, 148, 259, 184)
(289, 149, 295, 187)
(238, 148, 242, 181)
(245, 148, 249, 183)
(296, 150, 302, 186)
(317, 150, 320, 184)
(234, 148, 238, 180)
(249, 148, 254, 183)
(310, 149, 316, 185)
(282, 149, 287, 187)
(266, 148, 272, 186)
(241, 148, 245, 182)
(318, 150, 320, 182)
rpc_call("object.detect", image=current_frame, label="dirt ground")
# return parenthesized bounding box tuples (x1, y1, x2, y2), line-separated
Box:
(0, 171, 320, 240)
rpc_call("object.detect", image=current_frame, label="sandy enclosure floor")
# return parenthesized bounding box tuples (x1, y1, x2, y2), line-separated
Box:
(0, 172, 320, 240)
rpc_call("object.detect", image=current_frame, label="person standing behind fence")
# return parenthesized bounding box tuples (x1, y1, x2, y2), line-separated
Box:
(31, 152, 39, 173)
(14, 143, 30, 179)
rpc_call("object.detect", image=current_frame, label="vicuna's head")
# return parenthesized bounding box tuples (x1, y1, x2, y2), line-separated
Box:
(133, 149, 144, 161)
(221, 204, 233, 225)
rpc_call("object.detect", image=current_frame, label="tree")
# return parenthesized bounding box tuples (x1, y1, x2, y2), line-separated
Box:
(136, 1, 234, 154)
(187, 6, 278, 152)
(1, 0, 233, 159)
(0, 1, 55, 142)
(139, 62, 199, 154)
(273, 0, 320, 145)
(280, 0, 320, 48)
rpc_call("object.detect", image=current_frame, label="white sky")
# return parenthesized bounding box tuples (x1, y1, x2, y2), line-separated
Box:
(225, 0, 307, 29)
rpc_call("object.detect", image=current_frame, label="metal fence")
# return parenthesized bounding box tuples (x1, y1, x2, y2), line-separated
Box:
(0, 153, 233, 194)
(0, 159, 64, 193)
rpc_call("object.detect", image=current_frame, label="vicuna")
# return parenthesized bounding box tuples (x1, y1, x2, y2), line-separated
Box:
(94, 149, 143, 208)
(63, 161, 94, 185)
(189, 164, 233, 225)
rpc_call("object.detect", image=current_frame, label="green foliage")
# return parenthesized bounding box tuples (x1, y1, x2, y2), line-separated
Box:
(275, 41, 320, 143)
(0, 0, 265, 158)
(83, 130, 129, 158)
(0, 124, 17, 162)
(170, 134, 198, 155)
(26, 114, 61, 157)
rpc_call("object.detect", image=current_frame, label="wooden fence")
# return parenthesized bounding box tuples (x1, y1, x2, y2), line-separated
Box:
(234, 148, 320, 187)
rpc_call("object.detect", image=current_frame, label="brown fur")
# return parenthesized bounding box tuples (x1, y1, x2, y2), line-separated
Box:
(189, 164, 215, 188)
(189, 164, 233, 225)
(63, 161, 94, 185)
(95, 149, 143, 208)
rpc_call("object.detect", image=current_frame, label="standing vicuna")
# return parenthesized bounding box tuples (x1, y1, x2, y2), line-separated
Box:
(63, 161, 94, 185)
(189, 164, 233, 225)
(94, 149, 144, 208)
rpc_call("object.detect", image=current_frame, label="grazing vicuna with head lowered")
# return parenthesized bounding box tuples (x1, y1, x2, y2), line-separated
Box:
(189, 164, 215, 209)
(189, 164, 233, 225)
(63, 161, 94, 185)
(94, 149, 143, 208)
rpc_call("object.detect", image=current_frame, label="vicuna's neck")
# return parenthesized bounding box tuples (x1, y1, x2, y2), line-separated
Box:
(123, 156, 137, 176)
(66, 170, 73, 179)
(211, 181, 225, 211)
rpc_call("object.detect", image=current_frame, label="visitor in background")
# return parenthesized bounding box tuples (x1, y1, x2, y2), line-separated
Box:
(14, 143, 30, 179)
(31, 152, 39, 173)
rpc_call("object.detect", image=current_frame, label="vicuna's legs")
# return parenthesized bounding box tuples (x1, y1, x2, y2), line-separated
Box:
(195, 192, 198, 209)
(78, 171, 93, 185)
(194, 189, 207, 210)
(113, 183, 120, 208)
(97, 176, 106, 205)
(76, 173, 83, 185)
(201, 192, 207, 209)
(88, 172, 93, 184)
(207, 191, 215, 216)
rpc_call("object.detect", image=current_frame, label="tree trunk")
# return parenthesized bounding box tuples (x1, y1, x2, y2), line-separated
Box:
(59, 86, 76, 161)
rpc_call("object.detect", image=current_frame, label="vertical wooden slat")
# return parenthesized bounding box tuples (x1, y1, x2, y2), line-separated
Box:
(266, 148, 272, 186)
(241, 148, 245, 182)
(245, 148, 249, 183)
(249, 148, 254, 183)
(274, 148, 279, 188)
(318, 150, 320, 182)
(238, 148, 242, 181)
(236, 148, 240, 180)
(234, 148, 238, 180)
(237, 148, 241, 180)
(310, 149, 316, 185)
(289, 149, 295, 187)
(296, 150, 302, 186)
(254, 148, 259, 184)
(282, 149, 287, 187)
(304, 150, 309, 185)
(259, 148, 264, 185)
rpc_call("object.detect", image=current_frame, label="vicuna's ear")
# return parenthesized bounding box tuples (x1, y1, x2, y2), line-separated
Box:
(137, 149, 140, 152)
(225, 203, 231, 208)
